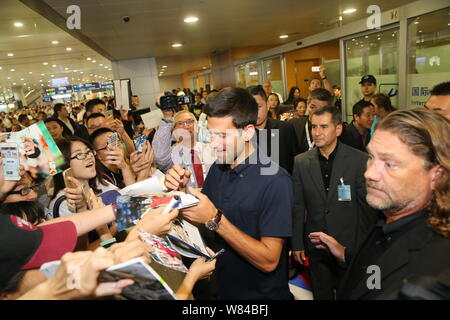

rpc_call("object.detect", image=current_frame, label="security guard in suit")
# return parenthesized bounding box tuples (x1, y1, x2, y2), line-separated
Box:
(291, 106, 379, 300)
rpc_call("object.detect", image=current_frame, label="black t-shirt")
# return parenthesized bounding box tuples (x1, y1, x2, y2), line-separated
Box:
(202, 152, 293, 299)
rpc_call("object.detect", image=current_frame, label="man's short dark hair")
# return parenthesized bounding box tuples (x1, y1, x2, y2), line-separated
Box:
(89, 127, 113, 145)
(430, 82, 450, 96)
(352, 100, 373, 118)
(308, 88, 333, 105)
(18, 114, 29, 124)
(312, 106, 342, 125)
(204, 87, 258, 129)
(248, 85, 267, 101)
(86, 99, 106, 113)
(53, 103, 65, 116)
(86, 112, 106, 124)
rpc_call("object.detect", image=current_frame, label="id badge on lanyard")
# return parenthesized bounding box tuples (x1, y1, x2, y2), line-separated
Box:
(337, 177, 352, 201)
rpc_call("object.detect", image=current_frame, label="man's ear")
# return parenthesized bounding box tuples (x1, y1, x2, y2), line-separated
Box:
(430, 165, 444, 190)
(243, 125, 256, 142)
(336, 123, 343, 137)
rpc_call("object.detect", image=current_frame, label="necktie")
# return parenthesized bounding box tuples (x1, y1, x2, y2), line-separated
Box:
(191, 149, 204, 188)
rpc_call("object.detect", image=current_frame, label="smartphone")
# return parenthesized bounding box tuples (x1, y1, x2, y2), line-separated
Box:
(312, 66, 320, 72)
(107, 132, 119, 149)
(134, 135, 147, 155)
(0, 142, 21, 181)
(105, 109, 114, 118)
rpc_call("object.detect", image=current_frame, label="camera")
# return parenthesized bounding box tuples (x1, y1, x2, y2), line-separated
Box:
(157, 92, 191, 111)
(122, 16, 130, 23)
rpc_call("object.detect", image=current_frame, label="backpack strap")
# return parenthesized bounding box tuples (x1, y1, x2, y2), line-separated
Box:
(53, 195, 66, 219)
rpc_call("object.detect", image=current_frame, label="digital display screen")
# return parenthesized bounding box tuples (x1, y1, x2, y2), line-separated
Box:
(51, 77, 69, 87)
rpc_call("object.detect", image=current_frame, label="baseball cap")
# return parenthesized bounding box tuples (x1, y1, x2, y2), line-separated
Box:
(0, 214, 77, 289)
(359, 75, 377, 85)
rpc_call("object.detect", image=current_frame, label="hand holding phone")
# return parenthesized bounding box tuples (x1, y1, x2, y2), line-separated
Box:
(107, 132, 119, 149)
(1, 142, 21, 181)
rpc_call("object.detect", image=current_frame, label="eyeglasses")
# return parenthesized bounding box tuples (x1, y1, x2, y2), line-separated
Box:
(7, 184, 39, 196)
(70, 150, 96, 160)
(175, 119, 195, 127)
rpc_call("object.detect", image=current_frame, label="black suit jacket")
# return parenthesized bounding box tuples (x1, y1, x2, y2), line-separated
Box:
(289, 117, 309, 154)
(339, 122, 370, 153)
(338, 214, 450, 300)
(291, 142, 379, 252)
(255, 118, 300, 174)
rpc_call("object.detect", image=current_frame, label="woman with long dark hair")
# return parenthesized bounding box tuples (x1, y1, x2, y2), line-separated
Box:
(284, 86, 301, 106)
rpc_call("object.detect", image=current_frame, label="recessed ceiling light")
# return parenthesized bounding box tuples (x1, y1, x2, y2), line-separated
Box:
(92, 60, 96, 63)
(172, 43, 183, 48)
(52, 65, 56, 67)
(7, 53, 14, 57)
(10, 69, 15, 72)
(80, 72, 84, 74)
(73, 70, 77, 72)
(39, 80, 42, 82)
(184, 17, 199, 23)
(20, 78, 24, 81)
(14, 22, 23, 27)
(104, 66, 108, 69)
(86, 57, 92, 61)
(418, 30, 422, 33)
(0, 66, 2, 70)
(279, 35, 289, 39)
(52, 40, 59, 44)
(365, 35, 369, 38)
(162, 66, 167, 68)
(65, 67, 69, 70)
(12, 83, 16, 85)
(41, 73, 45, 76)
(99, 64, 103, 66)
(343, 8, 357, 14)
(43, 62, 48, 65)
(66, 47, 72, 51)
(17, 35, 31, 38)
(51, 75, 55, 77)
(7, 77, 11, 80)
(28, 72, 32, 74)
(414, 21, 419, 25)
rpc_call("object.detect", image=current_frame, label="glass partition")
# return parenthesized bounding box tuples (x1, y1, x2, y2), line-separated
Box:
(262, 56, 284, 100)
(407, 8, 450, 108)
(344, 28, 399, 121)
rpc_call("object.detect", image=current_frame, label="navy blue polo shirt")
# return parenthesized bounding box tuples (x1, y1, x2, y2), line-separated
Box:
(202, 151, 293, 300)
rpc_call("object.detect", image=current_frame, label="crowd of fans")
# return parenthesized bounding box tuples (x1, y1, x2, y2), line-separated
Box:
(0, 74, 449, 300)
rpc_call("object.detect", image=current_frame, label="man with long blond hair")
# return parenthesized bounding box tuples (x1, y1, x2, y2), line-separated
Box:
(305, 109, 450, 299)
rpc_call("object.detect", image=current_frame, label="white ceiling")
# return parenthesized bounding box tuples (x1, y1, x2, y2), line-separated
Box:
(40, 0, 414, 76)
(0, 0, 113, 95)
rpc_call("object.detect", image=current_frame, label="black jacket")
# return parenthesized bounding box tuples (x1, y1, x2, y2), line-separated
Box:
(339, 122, 370, 153)
(338, 212, 450, 300)
(289, 117, 309, 155)
(255, 118, 300, 174)
(291, 142, 379, 252)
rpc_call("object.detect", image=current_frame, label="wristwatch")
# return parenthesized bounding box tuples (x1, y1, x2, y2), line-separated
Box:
(205, 209, 223, 231)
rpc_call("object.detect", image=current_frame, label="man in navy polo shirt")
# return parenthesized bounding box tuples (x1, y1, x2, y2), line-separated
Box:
(166, 87, 293, 300)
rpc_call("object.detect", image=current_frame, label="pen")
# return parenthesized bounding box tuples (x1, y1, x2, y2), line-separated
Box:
(161, 195, 181, 215)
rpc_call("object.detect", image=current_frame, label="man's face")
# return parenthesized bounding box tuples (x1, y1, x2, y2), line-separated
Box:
(253, 94, 269, 127)
(92, 104, 106, 115)
(307, 98, 329, 119)
(131, 96, 139, 107)
(208, 116, 246, 165)
(4, 174, 38, 203)
(87, 116, 106, 135)
(365, 130, 437, 216)
(173, 113, 196, 144)
(425, 95, 450, 121)
(262, 82, 272, 95)
(202, 91, 208, 100)
(195, 95, 202, 104)
(309, 79, 321, 92)
(311, 113, 342, 149)
(355, 106, 375, 129)
(45, 121, 64, 141)
(361, 82, 377, 97)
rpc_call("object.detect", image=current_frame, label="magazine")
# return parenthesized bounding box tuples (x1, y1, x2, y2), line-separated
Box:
(100, 257, 176, 300)
(166, 218, 211, 259)
(115, 192, 199, 232)
(0, 121, 65, 180)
